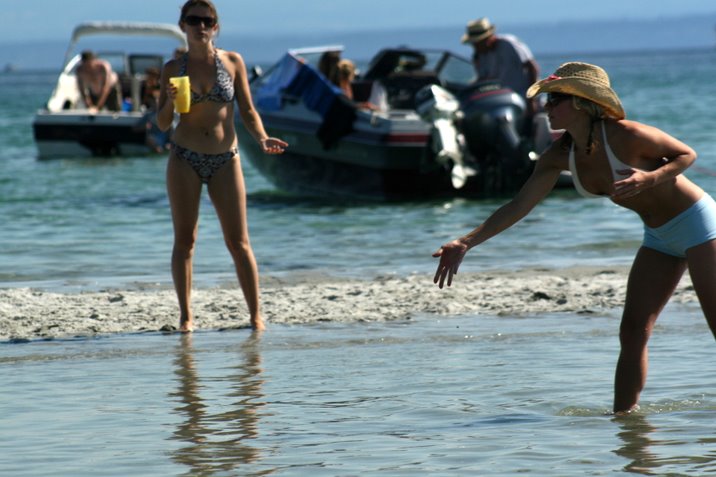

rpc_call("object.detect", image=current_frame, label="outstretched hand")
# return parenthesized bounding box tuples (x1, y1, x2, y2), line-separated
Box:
(432, 239, 469, 289)
(260, 137, 288, 155)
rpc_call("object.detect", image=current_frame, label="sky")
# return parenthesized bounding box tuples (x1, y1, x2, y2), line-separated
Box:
(7, 0, 716, 43)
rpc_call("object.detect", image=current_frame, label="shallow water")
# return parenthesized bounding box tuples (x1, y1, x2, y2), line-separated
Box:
(3, 303, 716, 476)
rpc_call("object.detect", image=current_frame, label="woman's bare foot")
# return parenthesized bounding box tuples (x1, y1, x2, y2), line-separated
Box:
(251, 316, 266, 332)
(179, 314, 194, 333)
(613, 404, 640, 417)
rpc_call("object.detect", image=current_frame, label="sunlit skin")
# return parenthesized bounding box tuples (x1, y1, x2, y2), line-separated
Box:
(433, 91, 716, 414)
(157, 2, 287, 333)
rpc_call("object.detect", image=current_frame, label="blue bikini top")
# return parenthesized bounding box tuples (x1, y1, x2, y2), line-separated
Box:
(178, 50, 235, 104)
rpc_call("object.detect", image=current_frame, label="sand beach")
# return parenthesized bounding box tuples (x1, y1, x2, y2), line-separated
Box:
(1, 266, 699, 342)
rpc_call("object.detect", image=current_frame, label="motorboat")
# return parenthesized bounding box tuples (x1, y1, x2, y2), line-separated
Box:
(32, 22, 187, 158)
(237, 45, 564, 201)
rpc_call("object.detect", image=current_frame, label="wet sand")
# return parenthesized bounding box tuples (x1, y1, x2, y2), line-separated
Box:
(0, 266, 698, 342)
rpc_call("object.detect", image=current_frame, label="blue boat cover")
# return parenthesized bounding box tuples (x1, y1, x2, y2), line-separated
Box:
(256, 53, 357, 149)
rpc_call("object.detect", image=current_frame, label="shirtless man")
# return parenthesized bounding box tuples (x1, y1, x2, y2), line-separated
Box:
(76, 50, 122, 112)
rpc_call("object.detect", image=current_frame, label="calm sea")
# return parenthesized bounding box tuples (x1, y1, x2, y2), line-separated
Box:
(2, 48, 716, 476)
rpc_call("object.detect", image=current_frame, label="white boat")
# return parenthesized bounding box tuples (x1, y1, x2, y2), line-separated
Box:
(32, 22, 186, 158)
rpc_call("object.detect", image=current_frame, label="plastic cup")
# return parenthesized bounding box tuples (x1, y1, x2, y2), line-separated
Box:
(169, 76, 191, 113)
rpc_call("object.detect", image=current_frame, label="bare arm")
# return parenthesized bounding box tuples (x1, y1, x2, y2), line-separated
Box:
(76, 69, 93, 109)
(433, 148, 565, 288)
(612, 120, 696, 200)
(230, 51, 287, 154)
(94, 61, 114, 110)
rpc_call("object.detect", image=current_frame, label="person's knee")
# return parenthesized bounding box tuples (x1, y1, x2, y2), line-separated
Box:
(173, 233, 197, 256)
(619, 320, 652, 349)
(225, 237, 252, 259)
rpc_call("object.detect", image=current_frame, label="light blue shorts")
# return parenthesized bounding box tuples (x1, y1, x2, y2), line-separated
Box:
(643, 194, 716, 258)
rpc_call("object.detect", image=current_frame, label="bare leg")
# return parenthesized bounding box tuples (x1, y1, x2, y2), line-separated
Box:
(208, 156, 265, 331)
(167, 153, 203, 332)
(686, 239, 716, 337)
(613, 246, 686, 413)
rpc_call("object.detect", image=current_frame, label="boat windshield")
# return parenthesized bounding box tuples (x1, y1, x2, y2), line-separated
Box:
(363, 49, 475, 87)
(437, 54, 477, 87)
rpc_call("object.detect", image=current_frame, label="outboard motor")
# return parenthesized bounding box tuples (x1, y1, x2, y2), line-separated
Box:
(415, 84, 476, 189)
(457, 80, 530, 170)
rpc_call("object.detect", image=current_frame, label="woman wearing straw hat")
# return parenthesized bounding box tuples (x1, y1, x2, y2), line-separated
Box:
(433, 61, 716, 414)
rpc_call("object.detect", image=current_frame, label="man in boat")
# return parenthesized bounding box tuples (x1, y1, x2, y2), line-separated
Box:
(75, 50, 122, 112)
(462, 17, 539, 112)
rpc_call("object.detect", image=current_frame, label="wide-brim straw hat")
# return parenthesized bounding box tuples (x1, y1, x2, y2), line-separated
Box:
(461, 17, 496, 44)
(526, 62, 625, 119)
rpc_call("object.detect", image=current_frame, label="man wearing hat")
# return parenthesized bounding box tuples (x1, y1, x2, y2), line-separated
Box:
(462, 17, 539, 103)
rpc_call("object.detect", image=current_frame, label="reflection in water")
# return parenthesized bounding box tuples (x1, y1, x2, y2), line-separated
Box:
(170, 333, 272, 476)
(613, 414, 659, 475)
(614, 413, 716, 475)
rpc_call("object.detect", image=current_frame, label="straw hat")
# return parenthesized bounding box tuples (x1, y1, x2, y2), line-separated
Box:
(460, 17, 496, 44)
(526, 62, 625, 119)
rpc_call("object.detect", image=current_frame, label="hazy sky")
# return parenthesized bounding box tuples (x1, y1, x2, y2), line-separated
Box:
(8, 0, 716, 43)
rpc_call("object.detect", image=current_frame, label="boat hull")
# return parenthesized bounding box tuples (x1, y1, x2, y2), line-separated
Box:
(33, 111, 150, 158)
(238, 115, 531, 201)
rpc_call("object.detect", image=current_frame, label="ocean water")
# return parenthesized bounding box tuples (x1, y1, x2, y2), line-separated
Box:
(5, 47, 716, 290)
(3, 306, 716, 476)
(3, 47, 716, 476)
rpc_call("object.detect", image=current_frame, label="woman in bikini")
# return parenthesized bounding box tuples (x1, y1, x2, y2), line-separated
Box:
(157, 0, 287, 333)
(433, 62, 716, 414)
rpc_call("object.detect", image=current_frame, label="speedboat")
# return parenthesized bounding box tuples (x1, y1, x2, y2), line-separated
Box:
(238, 45, 563, 201)
(32, 22, 186, 158)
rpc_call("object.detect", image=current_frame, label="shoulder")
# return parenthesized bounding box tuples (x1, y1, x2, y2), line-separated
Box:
(608, 119, 667, 145)
(495, 34, 533, 58)
(162, 58, 181, 77)
(219, 49, 245, 67)
(218, 49, 247, 77)
(535, 136, 570, 171)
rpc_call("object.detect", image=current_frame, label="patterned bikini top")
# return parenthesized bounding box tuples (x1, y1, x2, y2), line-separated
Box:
(178, 50, 235, 104)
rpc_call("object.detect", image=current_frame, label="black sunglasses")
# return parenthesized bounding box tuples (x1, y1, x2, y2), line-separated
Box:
(183, 15, 216, 27)
(546, 93, 571, 107)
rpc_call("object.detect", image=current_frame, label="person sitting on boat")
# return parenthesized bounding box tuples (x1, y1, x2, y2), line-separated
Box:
(318, 50, 341, 85)
(336, 59, 386, 111)
(75, 50, 122, 112)
(461, 17, 539, 111)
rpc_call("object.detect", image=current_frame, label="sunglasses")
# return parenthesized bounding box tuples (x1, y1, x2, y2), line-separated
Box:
(545, 93, 571, 107)
(183, 15, 216, 27)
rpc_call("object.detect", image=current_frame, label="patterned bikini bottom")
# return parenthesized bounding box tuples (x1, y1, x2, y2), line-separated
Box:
(171, 142, 238, 184)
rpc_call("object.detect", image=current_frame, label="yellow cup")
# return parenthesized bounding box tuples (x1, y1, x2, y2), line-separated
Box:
(169, 76, 191, 113)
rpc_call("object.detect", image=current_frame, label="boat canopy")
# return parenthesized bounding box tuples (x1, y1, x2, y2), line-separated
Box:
(70, 21, 186, 43)
(63, 21, 187, 66)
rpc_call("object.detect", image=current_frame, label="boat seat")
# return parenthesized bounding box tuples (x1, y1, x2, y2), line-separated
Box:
(350, 80, 373, 102)
(381, 70, 440, 109)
